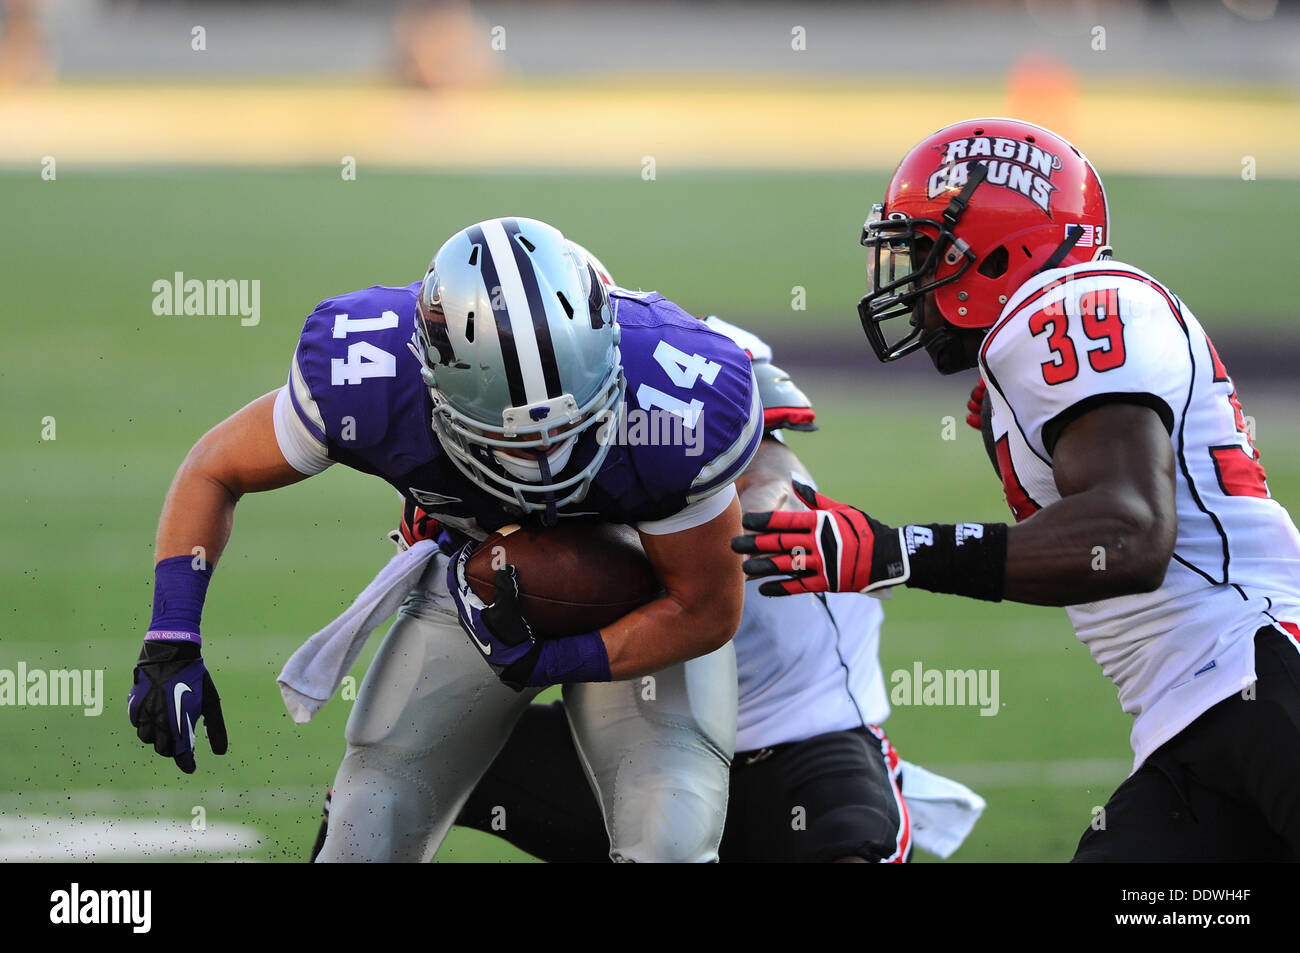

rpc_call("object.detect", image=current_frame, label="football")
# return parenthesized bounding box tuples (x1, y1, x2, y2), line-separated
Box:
(466, 518, 661, 637)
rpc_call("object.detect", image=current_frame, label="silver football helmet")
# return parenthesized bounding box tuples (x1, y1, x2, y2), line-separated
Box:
(567, 239, 616, 289)
(410, 217, 623, 513)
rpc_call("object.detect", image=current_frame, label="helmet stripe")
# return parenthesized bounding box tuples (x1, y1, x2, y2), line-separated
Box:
(465, 223, 528, 407)
(502, 218, 564, 399)
(478, 220, 551, 405)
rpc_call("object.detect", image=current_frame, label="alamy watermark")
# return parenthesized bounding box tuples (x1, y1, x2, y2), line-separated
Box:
(595, 403, 704, 457)
(152, 272, 260, 326)
(0, 663, 104, 716)
(890, 662, 1000, 716)
(50, 883, 151, 933)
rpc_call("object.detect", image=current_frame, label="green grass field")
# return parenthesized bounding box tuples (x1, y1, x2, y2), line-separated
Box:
(2, 169, 1298, 862)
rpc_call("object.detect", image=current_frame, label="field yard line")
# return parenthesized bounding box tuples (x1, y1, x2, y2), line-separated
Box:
(0, 784, 325, 814)
(0, 814, 262, 861)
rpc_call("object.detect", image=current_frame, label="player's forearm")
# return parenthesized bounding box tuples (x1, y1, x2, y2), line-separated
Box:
(735, 437, 805, 515)
(599, 586, 741, 679)
(588, 496, 744, 678)
(155, 391, 311, 565)
(155, 455, 240, 565)
(146, 440, 255, 644)
(736, 471, 790, 515)
(1001, 489, 1173, 605)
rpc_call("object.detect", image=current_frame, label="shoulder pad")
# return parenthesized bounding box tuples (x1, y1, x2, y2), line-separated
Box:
(753, 361, 817, 432)
(702, 314, 774, 364)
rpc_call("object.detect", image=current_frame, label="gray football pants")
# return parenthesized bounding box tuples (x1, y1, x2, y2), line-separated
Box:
(315, 553, 737, 862)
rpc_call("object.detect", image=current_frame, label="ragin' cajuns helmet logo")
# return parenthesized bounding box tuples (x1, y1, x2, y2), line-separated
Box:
(927, 136, 1064, 213)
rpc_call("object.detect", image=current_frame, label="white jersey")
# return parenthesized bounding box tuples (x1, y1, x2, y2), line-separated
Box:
(980, 259, 1300, 770)
(733, 584, 889, 751)
(702, 314, 890, 750)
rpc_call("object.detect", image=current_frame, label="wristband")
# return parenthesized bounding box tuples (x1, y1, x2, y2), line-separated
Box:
(522, 631, 612, 688)
(903, 522, 1007, 602)
(147, 555, 214, 642)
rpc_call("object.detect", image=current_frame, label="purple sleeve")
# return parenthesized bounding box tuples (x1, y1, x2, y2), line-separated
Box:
(290, 283, 435, 478)
(615, 293, 763, 505)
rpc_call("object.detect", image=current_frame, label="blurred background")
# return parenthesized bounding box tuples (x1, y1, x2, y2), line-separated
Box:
(1, 0, 1297, 862)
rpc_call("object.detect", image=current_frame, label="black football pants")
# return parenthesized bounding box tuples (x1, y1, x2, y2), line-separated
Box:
(1073, 625, 1300, 862)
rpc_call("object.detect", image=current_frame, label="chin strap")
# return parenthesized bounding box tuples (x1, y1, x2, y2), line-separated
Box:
(942, 161, 989, 228)
(936, 162, 987, 270)
(1035, 225, 1085, 275)
(536, 451, 558, 526)
(408, 337, 438, 388)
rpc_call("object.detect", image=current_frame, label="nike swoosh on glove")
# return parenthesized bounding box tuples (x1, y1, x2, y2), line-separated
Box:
(447, 543, 543, 691)
(730, 480, 910, 596)
(129, 640, 228, 774)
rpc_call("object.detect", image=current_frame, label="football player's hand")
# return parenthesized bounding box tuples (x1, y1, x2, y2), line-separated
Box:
(731, 480, 910, 596)
(128, 640, 228, 774)
(399, 497, 444, 548)
(448, 543, 542, 691)
(966, 378, 987, 431)
(390, 498, 452, 553)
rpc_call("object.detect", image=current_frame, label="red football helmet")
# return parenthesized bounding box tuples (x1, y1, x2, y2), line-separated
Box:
(858, 118, 1109, 367)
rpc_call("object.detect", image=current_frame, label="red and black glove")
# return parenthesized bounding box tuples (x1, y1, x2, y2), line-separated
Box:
(730, 481, 909, 596)
(966, 378, 987, 431)
(399, 498, 442, 548)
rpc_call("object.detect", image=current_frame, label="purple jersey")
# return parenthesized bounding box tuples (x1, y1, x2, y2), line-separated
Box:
(275, 282, 762, 541)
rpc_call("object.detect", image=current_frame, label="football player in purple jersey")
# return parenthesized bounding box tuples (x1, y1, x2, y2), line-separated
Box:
(306, 281, 985, 864)
(129, 216, 763, 861)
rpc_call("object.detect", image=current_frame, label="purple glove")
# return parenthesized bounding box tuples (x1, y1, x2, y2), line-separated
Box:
(128, 638, 227, 774)
(447, 543, 544, 690)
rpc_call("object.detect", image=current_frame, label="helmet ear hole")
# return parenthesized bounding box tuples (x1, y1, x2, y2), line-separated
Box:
(977, 245, 1009, 279)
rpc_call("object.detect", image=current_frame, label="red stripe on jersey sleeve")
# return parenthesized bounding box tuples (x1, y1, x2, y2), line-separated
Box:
(1278, 621, 1300, 647)
(1205, 335, 1231, 383)
(1210, 445, 1270, 499)
(996, 434, 1041, 522)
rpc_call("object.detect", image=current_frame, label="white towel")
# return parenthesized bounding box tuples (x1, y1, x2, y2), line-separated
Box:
(277, 539, 439, 723)
(898, 759, 986, 859)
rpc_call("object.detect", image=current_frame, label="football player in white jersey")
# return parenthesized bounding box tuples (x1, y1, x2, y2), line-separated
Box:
(735, 118, 1300, 861)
